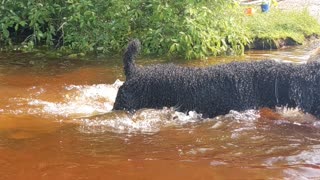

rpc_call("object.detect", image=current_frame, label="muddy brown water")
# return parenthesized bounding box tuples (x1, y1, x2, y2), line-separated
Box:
(1, 46, 320, 179)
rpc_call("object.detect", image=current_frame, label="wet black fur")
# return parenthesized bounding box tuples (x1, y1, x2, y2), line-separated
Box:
(113, 40, 320, 118)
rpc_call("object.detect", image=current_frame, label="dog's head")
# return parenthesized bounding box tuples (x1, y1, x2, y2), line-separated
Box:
(113, 79, 143, 111)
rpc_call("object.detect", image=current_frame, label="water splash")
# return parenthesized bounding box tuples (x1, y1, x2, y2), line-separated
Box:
(222, 109, 260, 139)
(76, 108, 202, 134)
(5, 79, 204, 134)
(275, 106, 317, 124)
(225, 109, 260, 121)
(9, 80, 123, 118)
(265, 145, 320, 166)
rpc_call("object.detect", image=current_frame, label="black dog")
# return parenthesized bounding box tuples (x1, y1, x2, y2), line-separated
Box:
(114, 40, 320, 118)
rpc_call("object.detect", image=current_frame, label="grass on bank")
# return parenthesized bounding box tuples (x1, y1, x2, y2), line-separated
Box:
(245, 9, 320, 48)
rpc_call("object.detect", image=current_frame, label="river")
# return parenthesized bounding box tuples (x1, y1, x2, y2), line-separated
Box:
(0, 44, 320, 179)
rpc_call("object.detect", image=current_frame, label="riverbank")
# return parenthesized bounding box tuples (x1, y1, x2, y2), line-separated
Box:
(244, 8, 320, 50)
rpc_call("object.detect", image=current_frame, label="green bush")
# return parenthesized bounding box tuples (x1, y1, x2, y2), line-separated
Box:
(0, 0, 250, 59)
(0, 1, 58, 48)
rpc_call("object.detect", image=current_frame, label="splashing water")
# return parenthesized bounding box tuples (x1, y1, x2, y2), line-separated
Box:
(11, 80, 123, 118)
(5, 79, 205, 133)
(4, 78, 319, 135)
(76, 108, 203, 134)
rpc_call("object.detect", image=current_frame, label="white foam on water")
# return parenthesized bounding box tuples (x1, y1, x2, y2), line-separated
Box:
(264, 145, 320, 166)
(225, 109, 260, 121)
(13, 80, 123, 118)
(211, 109, 260, 139)
(275, 106, 318, 124)
(313, 121, 320, 128)
(76, 108, 203, 134)
(276, 107, 305, 118)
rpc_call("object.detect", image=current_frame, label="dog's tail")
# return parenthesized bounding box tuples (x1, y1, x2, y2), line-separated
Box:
(123, 39, 141, 79)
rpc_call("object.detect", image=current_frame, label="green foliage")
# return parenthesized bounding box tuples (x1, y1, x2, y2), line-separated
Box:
(0, 0, 319, 59)
(0, 0, 61, 49)
(0, 0, 250, 59)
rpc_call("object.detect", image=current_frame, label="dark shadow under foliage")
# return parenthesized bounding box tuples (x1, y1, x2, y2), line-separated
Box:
(114, 40, 320, 118)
